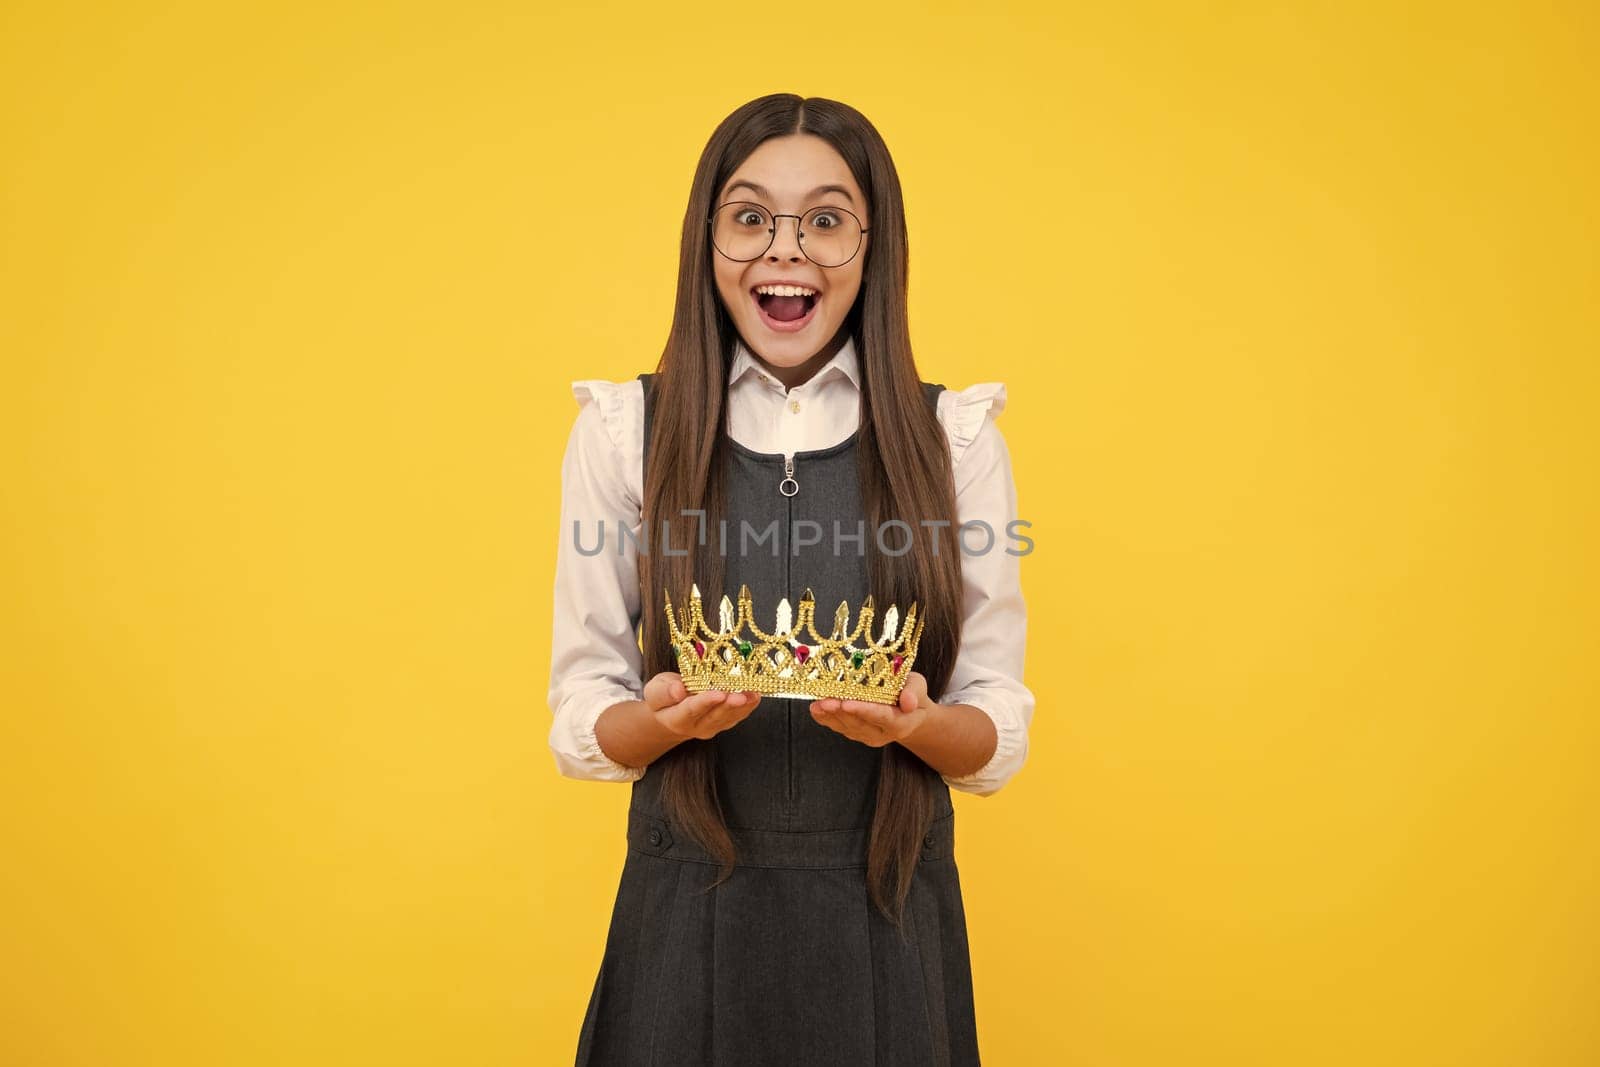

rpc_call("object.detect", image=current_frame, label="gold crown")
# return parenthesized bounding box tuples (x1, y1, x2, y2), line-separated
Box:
(664, 583, 926, 704)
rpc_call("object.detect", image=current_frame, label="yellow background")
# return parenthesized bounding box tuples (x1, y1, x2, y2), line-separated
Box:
(2, 1, 1595, 1063)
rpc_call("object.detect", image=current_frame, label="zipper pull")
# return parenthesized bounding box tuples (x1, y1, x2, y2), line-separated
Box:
(779, 453, 799, 497)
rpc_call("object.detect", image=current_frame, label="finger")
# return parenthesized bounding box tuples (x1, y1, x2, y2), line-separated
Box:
(899, 672, 927, 713)
(812, 706, 872, 741)
(837, 701, 894, 732)
(681, 690, 728, 717)
(643, 672, 680, 709)
(700, 689, 762, 721)
(695, 693, 758, 738)
(810, 707, 840, 732)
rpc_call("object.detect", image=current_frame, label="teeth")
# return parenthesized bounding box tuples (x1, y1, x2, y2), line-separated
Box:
(754, 284, 818, 297)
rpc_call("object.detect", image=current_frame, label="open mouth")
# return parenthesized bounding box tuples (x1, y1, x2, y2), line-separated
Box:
(751, 287, 820, 333)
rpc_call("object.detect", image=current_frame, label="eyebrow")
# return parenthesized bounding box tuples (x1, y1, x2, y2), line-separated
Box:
(723, 180, 855, 206)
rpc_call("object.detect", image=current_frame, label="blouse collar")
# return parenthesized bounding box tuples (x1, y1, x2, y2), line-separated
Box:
(729, 334, 861, 393)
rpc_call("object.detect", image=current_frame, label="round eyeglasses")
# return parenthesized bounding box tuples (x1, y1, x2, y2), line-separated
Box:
(708, 201, 869, 268)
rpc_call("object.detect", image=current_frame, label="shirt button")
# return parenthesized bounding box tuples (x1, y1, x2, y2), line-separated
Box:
(790, 399, 801, 413)
(648, 828, 663, 846)
(923, 832, 936, 849)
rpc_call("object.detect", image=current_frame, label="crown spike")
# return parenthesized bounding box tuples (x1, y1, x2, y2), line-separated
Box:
(879, 605, 899, 645)
(670, 588, 687, 638)
(663, 587, 682, 646)
(737, 584, 756, 632)
(743, 584, 780, 642)
(689, 586, 709, 638)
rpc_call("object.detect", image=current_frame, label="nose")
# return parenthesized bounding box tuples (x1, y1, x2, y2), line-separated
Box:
(766, 214, 805, 262)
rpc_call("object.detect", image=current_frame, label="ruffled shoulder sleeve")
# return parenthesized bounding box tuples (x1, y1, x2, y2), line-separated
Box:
(935, 382, 1007, 469)
(569, 378, 645, 510)
(570, 378, 645, 455)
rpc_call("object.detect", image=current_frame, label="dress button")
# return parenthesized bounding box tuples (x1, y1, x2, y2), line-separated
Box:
(923, 832, 936, 849)
(790, 399, 801, 413)
(648, 828, 663, 846)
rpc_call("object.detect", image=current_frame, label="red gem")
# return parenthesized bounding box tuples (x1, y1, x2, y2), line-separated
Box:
(694, 640, 705, 657)
(794, 644, 810, 664)
(892, 655, 904, 673)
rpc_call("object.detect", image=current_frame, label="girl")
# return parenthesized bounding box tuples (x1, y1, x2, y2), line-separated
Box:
(548, 94, 1034, 1066)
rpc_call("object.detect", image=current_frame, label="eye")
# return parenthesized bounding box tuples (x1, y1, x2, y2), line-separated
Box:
(734, 207, 769, 227)
(810, 211, 841, 229)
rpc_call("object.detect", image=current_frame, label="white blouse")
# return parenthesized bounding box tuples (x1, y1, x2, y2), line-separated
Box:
(547, 335, 1035, 797)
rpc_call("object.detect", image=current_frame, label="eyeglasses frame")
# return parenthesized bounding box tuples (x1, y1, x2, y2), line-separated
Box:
(706, 200, 871, 268)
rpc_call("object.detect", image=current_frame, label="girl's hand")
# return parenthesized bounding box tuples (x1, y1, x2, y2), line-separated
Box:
(644, 671, 762, 740)
(809, 670, 933, 748)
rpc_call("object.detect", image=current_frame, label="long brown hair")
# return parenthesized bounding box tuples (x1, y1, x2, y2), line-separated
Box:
(637, 94, 964, 931)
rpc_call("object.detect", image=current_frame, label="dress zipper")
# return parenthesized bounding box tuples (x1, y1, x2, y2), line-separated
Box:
(779, 453, 798, 498)
(784, 451, 795, 808)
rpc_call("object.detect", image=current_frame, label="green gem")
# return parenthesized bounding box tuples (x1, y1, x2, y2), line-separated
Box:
(738, 640, 753, 658)
(851, 650, 865, 668)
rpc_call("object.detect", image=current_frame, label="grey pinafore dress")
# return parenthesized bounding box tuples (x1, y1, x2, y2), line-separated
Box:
(574, 371, 980, 1066)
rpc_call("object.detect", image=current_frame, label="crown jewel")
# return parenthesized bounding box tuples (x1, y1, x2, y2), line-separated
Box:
(664, 583, 925, 704)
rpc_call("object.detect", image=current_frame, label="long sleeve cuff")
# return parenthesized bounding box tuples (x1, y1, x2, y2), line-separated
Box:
(937, 689, 1030, 797)
(549, 686, 648, 783)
